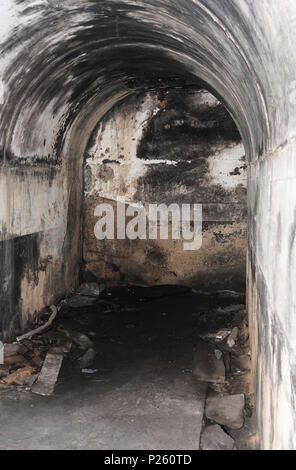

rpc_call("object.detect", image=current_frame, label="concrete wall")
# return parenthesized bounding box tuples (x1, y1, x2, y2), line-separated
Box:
(247, 140, 296, 449)
(0, 166, 75, 339)
(83, 89, 247, 290)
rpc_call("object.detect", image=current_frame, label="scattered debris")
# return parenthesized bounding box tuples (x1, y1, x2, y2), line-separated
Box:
(77, 282, 106, 297)
(4, 354, 27, 368)
(227, 327, 239, 348)
(31, 351, 64, 396)
(50, 339, 72, 355)
(205, 394, 245, 429)
(192, 289, 211, 296)
(79, 348, 96, 369)
(200, 329, 231, 343)
(217, 304, 245, 314)
(239, 319, 249, 345)
(214, 349, 223, 360)
(63, 331, 94, 350)
(215, 329, 232, 343)
(214, 291, 245, 303)
(82, 368, 98, 374)
(4, 343, 27, 357)
(232, 355, 251, 373)
(31, 354, 44, 368)
(4, 366, 35, 386)
(61, 296, 97, 309)
(193, 339, 225, 383)
(16, 305, 59, 342)
(200, 425, 235, 450)
(0, 365, 10, 379)
(0, 284, 252, 450)
(225, 414, 258, 450)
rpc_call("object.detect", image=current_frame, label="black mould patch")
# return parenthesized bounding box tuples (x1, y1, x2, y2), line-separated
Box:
(102, 159, 121, 165)
(0, 0, 269, 168)
(137, 89, 241, 162)
(0, 232, 41, 341)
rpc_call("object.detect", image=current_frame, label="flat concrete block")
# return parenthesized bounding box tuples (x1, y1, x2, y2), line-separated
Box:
(200, 425, 235, 450)
(206, 394, 245, 429)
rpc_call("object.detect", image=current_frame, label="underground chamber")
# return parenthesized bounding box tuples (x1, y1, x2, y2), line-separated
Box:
(0, 0, 296, 451)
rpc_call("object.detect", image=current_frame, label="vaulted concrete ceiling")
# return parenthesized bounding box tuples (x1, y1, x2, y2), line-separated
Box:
(1, 0, 295, 167)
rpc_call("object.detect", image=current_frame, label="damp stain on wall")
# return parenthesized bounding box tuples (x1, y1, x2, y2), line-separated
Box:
(83, 88, 247, 291)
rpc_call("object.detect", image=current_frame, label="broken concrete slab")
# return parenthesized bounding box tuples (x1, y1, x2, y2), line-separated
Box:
(206, 394, 245, 429)
(193, 339, 225, 383)
(200, 425, 235, 450)
(77, 282, 106, 297)
(4, 366, 35, 385)
(31, 352, 64, 396)
(3, 343, 27, 358)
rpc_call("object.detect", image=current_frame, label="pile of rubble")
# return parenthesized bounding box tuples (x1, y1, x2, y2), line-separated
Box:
(0, 282, 105, 396)
(192, 300, 254, 450)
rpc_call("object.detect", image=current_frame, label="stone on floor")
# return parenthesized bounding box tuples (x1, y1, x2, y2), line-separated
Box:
(193, 339, 225, 383)
(200, 425, 235, 450)
(61, 295, 97, 309)
(205, 394, 245, 429)
(77, 282, 105, 297)
(232, 355, 251, 372)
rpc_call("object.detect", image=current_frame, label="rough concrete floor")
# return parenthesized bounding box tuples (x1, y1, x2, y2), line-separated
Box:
(0, 286, 251, 450)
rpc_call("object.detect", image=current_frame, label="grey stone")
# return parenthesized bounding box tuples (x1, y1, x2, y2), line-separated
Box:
(206, 394, 245, 429)
(200, 425, 235, 450)
(79, 348, 96, 369)
(50, 339, 72, 355)
(77, 282, 106, 297)
(193, 339, 225, 383)
(64, 331, 94, 350)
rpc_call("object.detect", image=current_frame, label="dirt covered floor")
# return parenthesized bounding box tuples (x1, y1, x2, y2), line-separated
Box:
(0, 285, 257, 450)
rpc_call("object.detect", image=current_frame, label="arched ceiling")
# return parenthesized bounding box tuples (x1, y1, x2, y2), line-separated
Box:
(0, 0, 295, 165)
